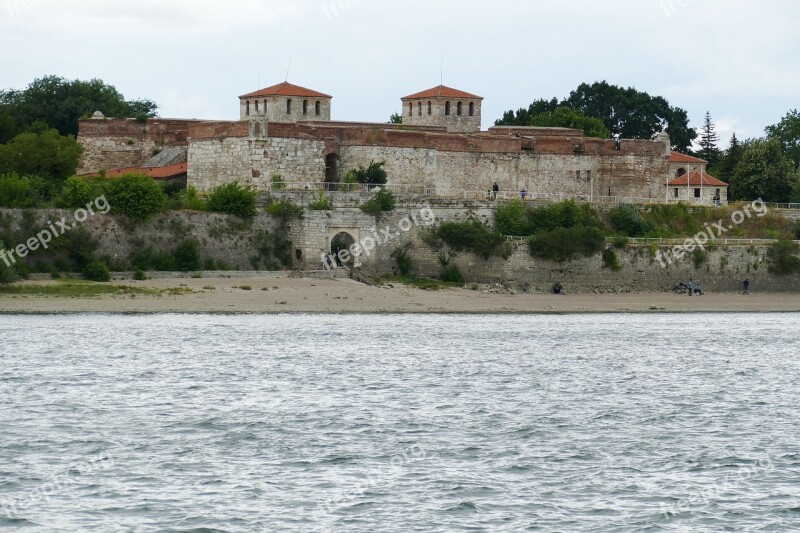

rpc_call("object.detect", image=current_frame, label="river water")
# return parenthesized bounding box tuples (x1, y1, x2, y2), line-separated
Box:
(1, 313, 799, 531)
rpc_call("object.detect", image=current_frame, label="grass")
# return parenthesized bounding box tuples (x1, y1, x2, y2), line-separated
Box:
(0, 279, 194, 298)
(375, 275, 461, 291)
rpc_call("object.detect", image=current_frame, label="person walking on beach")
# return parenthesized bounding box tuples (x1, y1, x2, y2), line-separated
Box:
(687, 278, 693, 297)
(743, 278, 750, 295)
(492, 182, 499, 200)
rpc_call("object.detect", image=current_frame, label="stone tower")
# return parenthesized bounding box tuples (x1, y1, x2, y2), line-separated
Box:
(239, 82, 332, 123)
(401, 85, 483, 133)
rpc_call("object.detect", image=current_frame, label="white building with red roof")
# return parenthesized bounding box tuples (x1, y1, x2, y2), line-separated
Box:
(401, 85, 483, 133)
(667, 152, 728, 203)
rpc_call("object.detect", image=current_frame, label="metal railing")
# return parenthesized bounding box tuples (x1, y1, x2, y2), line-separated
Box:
(609, 237, 800, 246)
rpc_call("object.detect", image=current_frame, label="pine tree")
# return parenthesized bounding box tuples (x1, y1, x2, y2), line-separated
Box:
(698, 111, 720, 167)
(718, 133, 742, 184)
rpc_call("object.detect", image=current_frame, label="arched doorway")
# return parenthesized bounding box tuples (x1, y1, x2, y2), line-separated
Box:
(331, 232, 356, 266)
(325, 153, 339, 189)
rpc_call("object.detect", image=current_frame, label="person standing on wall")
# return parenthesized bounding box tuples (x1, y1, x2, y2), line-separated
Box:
(492, 182, 499, 200)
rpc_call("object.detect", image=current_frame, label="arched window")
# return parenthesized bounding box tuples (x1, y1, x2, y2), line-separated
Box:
(303, 100, 308, 115)
(264, 100, 267, 113)
(255, 100, 259, 112)
(469, 102, 475, 117)
(287, 99, 292, 114)
(246, 100, 250, 116)
(457, 102, 463, 116)
(427, 101, 432, 115)
(445, 102, 451, 116)
(315, 101, 321, 115)
(677, 168, 687, 177)
(409, 102, 413, 116)
(418, 102, 422, 116)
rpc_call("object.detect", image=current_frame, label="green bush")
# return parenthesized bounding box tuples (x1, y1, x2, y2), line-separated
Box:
(270, 174, 286, 190)
(608, 205, 651, 237)
(351, 161, 388, 186)
(693, 248, 709, 269)
(308, 192, 333, 210)
(439, 264, 464, 283)
(767, 239, 800, 274)
(496, 199, 602, 237)
(266, 199, 303, 221)
(83, 260, 110, 282)
(0, 173, 48, 208)
(602, 248, 622, 271)
(391, 246, 412, 276)
(58, 176, 108, 208)
(105, 174, 168, 221)
(436, 219, 512, 259)
(207, 182, 257, 217)
(361, 188, 396, 215)
(495, 200, 528, 236)
(612, 236, 629, 249)
(173, 185, 207, 211)
(133, 269, 147, 281)
(130, 246, 176, 271)
(528, 226, 605, 262)
(174, 239, 201, 271)
(0, 240, 17, 284)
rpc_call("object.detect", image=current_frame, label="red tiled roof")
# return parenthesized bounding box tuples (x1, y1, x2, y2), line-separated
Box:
(669, 152, 707, 164)
(402, 85, 483, 100)
(668, 169, 728, 187)
(81, 163, 187, 180)
(239, 82, 332, 99)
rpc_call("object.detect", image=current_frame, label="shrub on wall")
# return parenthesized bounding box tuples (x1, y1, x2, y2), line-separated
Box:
(391, 246, 413, 276)
(207, 182, 257, 218)
(439, 264, 464, 283)
(528, 226, 605, 262)
(602, 248, 622, 271)
(0, 240, 17, 284)
(57, 176, 109, 208)
(270, 174, 286, 190)
(361, 188, 396, 215)
(351, 161, 388, 186)
(496, 199, 603, 237)
(608, 204, 652, 237)
(435, 219, 512, 259)
(174, 239, 201, 271)
(105, 174, 168, 221)
(266, 199, 303, 221)
(308, 192, 333, 211)
(767, 239, 800, 274)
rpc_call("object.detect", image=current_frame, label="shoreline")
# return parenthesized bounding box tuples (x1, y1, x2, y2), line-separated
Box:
(0, 277, 797, 315)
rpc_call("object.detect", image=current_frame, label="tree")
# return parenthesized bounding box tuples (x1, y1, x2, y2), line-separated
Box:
(729, 138, 794, 202)
(0, 106, 16, 144)
(717, 133, 743, 185)
(496, 82, 696, 151)
(766, 109, 800, 171)
(528, 107, 611, 138)
(0, 125, 83, 182)
(698, 111, 721, 168)
(0, 76, 158, 137)
(389, 113, 403, 124)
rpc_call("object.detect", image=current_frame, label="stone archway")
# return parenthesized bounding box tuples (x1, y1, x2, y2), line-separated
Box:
(330, 231, 356, 266)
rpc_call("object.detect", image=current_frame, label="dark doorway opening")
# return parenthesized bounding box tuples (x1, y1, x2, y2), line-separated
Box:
(331, 232, 356, 266)
(325, 153, 339, 189)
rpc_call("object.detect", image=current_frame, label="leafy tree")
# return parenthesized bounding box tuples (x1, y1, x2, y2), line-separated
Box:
(0, 125, 83, 182)
(0, 76, 158, 137)
(0, 106, 16, 144)
(352, 161, 388, 186)
(528, 108, 611, 138)
(766, 109, 800, 171)
(498, 82, 697, 151)
(105, 174, 169, 221)
(207, 182, 258, 217)
(717, 133, 743, 185)
(360, 188, 396, 215)
(698, 111, 721, 168)
(174, 239, 201, 271)
(389, 113, 403, 124)
(0, 173, 49, 207)
(730, 138, 794, 202)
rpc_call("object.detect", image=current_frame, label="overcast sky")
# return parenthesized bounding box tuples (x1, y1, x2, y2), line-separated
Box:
(1, 0, 798, 146)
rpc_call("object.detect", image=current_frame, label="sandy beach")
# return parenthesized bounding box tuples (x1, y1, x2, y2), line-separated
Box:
(0, 277, 798, 314)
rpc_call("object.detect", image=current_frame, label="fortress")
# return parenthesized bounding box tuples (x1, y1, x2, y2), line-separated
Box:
(76, 81, 726, 203)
